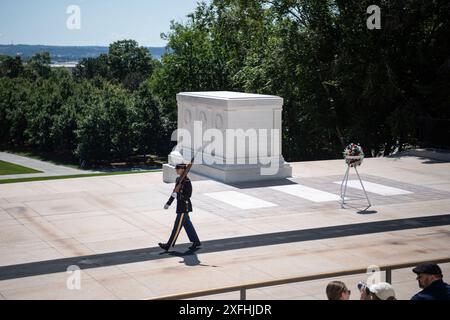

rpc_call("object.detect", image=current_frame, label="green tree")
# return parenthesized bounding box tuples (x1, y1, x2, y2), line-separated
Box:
(25, 52, 51, 79)
(132, 81, 167, 155)
(153, 0, 450, 159)
(0, 77, 31, 147)
(108, 40, 155, 90)
(73, 54, 110, 81)
(75, 83, 136, 164)
(0, 55, 24, 78)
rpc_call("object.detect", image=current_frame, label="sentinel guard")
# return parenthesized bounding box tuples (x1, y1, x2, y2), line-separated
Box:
(159, 163, 201, 251)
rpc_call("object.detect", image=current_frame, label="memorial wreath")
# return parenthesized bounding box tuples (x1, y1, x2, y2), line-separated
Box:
(343, 143, 364, 167)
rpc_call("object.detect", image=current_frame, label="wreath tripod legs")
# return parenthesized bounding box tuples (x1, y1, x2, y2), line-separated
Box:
(340, 165, 371, 209)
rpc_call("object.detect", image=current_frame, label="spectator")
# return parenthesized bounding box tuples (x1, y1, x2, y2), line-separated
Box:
(411, 263, 450, 300)
(359, 282, 396, 300)
(326, 281, 351, 300)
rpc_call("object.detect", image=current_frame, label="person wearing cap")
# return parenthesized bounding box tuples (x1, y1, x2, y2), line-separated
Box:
(158, 163, 201, 251)
(411, 263, 450, 300)
(359, 282, 396, 300)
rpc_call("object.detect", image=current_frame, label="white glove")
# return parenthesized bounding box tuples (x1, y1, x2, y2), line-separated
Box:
(171, 192, 177, 198)
(164, 204, 169, 210)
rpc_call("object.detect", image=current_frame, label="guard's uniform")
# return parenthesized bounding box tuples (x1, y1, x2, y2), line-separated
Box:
(165, 177, 200, 247)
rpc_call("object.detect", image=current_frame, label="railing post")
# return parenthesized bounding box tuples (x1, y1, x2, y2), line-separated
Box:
(240, 288, 246, 300)
(386, 268, 392, 284)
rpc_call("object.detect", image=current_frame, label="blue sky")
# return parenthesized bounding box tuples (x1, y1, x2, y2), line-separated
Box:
(0, 0, 208, 46)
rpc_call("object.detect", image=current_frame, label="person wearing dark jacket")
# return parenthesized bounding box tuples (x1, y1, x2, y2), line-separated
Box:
(158, 164, 201, 251)
(411, 263, 450, 300)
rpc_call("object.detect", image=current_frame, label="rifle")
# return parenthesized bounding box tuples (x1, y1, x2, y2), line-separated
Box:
(166, 153, 196, 205)
(173, 155, 195, 193)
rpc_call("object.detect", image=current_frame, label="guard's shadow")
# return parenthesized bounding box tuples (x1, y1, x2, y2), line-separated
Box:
(168, 248, 218, 267)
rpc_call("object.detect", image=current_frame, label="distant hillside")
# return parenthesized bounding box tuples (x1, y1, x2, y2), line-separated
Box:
(0, 44, 166, 62)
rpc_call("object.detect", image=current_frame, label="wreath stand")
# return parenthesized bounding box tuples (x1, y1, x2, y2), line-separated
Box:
(339, 156, 371, 209)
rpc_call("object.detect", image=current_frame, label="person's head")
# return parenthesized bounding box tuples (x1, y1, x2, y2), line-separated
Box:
(367, 282, 396, 300)
(175, 164, 187, 176)
(413, 263, 443, 289)
(326, 281, 351, 300)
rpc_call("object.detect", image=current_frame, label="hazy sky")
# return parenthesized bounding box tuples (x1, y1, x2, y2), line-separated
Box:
(0, 0, 208, 46)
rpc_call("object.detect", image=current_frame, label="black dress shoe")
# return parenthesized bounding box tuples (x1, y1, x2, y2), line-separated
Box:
(189, 242, 201, 250)
(158, 242, 170, 251)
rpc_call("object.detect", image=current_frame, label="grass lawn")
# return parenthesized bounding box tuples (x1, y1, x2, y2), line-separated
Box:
(3, 149, 166, 170)
(0, 169, 161, 184)
(0, 160, 41, 175)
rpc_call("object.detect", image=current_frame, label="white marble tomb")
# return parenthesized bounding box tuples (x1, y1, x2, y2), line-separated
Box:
(162, 91, 292, 183)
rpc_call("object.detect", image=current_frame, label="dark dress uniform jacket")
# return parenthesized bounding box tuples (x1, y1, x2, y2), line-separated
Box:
(167, 177, 193, 213)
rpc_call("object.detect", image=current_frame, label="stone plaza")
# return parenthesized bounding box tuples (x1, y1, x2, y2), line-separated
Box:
(0, 151, 449, 299)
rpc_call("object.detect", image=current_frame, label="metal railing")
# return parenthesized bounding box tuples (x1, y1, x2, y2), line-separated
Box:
(147, 257, 450, 300)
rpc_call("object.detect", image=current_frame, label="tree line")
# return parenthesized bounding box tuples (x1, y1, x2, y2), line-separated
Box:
(0, 42, 166, 165)
(1, 0, 449, 166)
